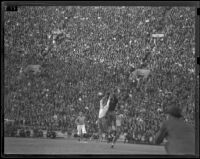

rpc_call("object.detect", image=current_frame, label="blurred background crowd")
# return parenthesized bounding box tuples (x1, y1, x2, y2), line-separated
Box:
(4, 6, 197, 144)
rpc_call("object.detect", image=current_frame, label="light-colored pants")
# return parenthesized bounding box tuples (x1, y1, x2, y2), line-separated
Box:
(77, 125, 86, 135)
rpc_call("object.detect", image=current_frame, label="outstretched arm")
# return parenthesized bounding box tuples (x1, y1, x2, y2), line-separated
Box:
(103, 96, 111, 112)
(107, 95, 111, 105)
(100, 99, 104, 109)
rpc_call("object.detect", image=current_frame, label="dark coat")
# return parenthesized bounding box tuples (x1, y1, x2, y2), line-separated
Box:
(155, 117, 195, 154)
(108, 95, 118, 112)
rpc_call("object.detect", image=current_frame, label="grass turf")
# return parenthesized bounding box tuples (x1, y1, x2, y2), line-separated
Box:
(4, 137, 166, 154)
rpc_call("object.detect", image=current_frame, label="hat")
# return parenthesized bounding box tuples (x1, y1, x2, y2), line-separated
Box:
(165, 105, 182, 118)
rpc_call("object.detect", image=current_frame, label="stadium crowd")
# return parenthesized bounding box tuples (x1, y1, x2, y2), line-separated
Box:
(4, 6, 196, 144)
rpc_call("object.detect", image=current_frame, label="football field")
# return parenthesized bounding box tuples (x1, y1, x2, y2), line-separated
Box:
(4, 137, 166, 154)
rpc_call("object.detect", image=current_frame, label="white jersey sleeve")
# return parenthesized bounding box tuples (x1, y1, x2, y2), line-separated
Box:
(98, 97, 111, 118)
(100, 99, 104, 109)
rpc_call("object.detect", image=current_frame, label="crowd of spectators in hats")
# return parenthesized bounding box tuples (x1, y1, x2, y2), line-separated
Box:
(4, 6, 196, 143)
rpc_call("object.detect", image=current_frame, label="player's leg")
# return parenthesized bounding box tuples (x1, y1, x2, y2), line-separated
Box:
(99, 118, 105, 142)
(80, 125, 85, 141)
(98, 118, 105, 142)
(82, 125, 87, 141)
(104, 117, 110, 143)
(124, 133, 127, 143)
(110, 112, 116, 131)
(103, 117, 109, 142)
(111, 127, 121, 148)
(106, 113, 112, 142)
(110, 113, 118, 148)
(107, 113, 115, 144)
(98, 121, 102, 142)
(77, 125, 81, 141)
